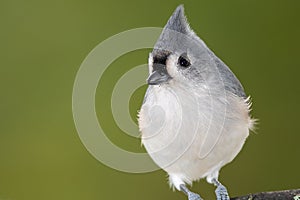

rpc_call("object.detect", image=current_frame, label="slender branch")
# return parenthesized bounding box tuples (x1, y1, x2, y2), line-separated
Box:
(231, 189, 300, 200)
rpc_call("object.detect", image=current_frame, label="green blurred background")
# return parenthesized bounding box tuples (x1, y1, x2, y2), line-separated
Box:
(1, 0, 299, 199)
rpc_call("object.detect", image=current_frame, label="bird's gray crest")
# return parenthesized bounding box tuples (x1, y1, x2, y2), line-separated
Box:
(164, 5, 191, 35)
(153, 5, 198, 54)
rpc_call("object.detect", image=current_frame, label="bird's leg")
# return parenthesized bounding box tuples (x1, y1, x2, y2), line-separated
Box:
(211, 178, 230, 200)
(180, 184, 203, 200)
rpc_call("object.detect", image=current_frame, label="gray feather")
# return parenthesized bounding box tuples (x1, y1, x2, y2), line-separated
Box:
(164, 5, 190, 35)
(207, 50, 246, 98)
(152, 5, 246, 98)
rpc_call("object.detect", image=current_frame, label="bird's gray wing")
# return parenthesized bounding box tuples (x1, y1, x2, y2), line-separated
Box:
(209, 51, 246, 98)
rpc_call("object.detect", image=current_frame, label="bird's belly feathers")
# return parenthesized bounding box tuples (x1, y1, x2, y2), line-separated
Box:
(138, 86, 251, 181)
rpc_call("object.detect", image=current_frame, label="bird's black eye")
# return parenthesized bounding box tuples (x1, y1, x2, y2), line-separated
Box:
(178, 55, 190, 68)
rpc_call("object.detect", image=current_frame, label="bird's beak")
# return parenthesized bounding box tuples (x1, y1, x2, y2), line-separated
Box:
(147, 64, 172, 85)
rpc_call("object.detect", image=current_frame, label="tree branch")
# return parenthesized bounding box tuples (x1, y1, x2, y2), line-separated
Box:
(231, 189, 300, 200)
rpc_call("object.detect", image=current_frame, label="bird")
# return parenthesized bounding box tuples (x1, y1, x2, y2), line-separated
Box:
(138, 5, 254, 200)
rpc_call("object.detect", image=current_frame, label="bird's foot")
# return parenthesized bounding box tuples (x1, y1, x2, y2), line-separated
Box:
(180, 184, 203, 200)
(215, 184, 229, 200)
(187, 191, 202, 200)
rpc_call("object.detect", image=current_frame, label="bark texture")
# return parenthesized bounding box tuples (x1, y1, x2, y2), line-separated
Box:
(231, 189, 300, 200)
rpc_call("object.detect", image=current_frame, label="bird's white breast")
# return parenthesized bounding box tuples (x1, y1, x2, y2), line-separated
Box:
(138, 83, 251, 186)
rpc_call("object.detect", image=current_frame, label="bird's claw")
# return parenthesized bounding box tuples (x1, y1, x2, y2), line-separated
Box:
(188, 191, 202, 200)
(215, 185, 230, 200)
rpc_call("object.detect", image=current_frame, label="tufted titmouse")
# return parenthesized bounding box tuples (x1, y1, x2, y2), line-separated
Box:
(138, 5, 254, 200)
